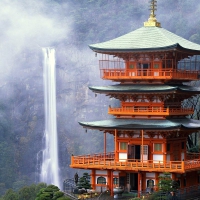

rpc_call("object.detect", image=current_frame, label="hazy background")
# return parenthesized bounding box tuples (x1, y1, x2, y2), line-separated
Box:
(0, 0, 200, 195)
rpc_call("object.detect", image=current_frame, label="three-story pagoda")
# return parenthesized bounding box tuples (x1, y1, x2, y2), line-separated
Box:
(70, 1, 200, 197)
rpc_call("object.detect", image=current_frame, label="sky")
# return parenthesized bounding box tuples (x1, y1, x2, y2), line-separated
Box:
(0, 0, 70, 77)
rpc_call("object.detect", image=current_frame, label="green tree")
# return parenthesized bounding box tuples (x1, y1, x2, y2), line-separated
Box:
(148, 173, 179, 200)
(35, 185, 70, 200)
(77, 172, 92, 190)
(182, 81, 200, 152)
(18, 186, 32, 200)
(1, 182, 47, 200)
(2, 189, 19, 200)
(158, 173, 173, 193)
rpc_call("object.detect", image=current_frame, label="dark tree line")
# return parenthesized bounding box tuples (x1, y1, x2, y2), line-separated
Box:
(182, 81, 200, 152)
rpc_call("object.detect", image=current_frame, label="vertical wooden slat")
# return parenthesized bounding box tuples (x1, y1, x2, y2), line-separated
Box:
(91, 169, 96, 190)
(115, 129, 118, 161)
(141, 130, 144, 163)
(138, 172, 141, 197)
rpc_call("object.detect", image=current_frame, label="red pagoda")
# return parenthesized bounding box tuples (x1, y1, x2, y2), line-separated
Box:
(70, 1, 200, 197)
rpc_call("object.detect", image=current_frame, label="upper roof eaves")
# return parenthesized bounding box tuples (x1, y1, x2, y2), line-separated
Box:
(89, 26, 200, 53)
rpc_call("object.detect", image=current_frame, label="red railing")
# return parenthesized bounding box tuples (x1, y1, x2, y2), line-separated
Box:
(99, 59, 200, 71)
(108, 107, 194, 116)
(186, 152, 200, 160)
(184, 159, 200, 170)
(72, 152, 115, 164)
(70, 152, 200, 172)
(100, 69, 199, 80)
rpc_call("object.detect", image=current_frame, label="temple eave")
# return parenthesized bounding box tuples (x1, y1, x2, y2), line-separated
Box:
(78, 118, 200, 131)
(89, 85, 200, 94)
(89, 43, 200, 55)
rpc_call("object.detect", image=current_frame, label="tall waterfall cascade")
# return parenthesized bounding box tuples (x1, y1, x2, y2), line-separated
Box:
(40, 48, 60, 188)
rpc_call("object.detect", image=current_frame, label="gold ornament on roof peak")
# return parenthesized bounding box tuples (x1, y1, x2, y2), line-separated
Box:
(144, 0, 161, 27)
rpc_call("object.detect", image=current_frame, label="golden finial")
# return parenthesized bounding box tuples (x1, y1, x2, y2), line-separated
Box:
(144, 0, 161, 27)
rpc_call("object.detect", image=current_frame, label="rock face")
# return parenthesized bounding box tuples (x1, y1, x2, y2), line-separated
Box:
(1, 0, 200, 195)
(0, 45, 114, 194)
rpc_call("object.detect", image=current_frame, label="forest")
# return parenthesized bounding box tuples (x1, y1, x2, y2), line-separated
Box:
(0, 0, 200, 197)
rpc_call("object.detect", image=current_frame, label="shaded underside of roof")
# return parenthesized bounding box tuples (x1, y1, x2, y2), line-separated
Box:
(89, 27, 200, 54)
(89, 84, 200, 94)
(79, 118, 200, 130)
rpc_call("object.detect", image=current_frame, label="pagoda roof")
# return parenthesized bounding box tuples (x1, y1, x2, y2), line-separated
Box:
(89, 26, 200, 53)
(79, 118, 200, 130)
(89, 84, 200, 94)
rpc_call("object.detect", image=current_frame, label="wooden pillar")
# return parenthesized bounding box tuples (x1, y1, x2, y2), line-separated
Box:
(155, 173, 159, 191)
(141, 130, 144, 162)
(107, 170, 111, 192)
(184, 138, 187, 160)
(180, 174, 184, 188)
(163, 140, 167, 163)
(172, 173, 176, 181)
(91, 169, 96, 190)
(115, 129, 118, 161)
(138, 172, 141, 197)
(142, 172, 146, 192)
(149, 140, 153, 160)
(109, 170, 114, 196)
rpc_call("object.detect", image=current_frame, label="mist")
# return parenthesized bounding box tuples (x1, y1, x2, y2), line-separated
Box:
(1, 0, 200, 195)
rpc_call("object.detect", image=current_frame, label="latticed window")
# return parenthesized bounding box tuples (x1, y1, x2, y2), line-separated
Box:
(142, 145, 148, 155)
(97, 177, 106, 184)
(154, 143, 162, 151)
(120, 142, 127, 150)
(113, 178, 119, 185)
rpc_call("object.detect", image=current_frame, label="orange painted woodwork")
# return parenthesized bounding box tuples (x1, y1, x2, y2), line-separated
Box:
(100, 68, 198, 81)
(108, 107, 194, 117)
(70, 1, 200, 196)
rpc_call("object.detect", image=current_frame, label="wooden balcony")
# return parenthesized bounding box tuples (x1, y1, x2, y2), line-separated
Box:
(100, 69, 199, 81)
(108, 107, 194, 117)
(70, 152, 200, 173)
(186, 153, 200, 160)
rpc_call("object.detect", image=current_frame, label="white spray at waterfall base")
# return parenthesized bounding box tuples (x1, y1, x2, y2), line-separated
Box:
(40, 47, 60, 188)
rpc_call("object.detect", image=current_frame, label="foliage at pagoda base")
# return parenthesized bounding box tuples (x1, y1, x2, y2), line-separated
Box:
(147, 172, 179, 200)
(76, 172, 92, 190)
(35, 185, 70, 200)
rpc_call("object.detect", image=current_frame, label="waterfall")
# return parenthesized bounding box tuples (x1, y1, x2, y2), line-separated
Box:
(40, 47, 60, 188)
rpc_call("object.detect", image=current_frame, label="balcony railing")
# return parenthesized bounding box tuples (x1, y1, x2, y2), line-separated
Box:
(100, 69, 199, 81)
(186, 152, 200, 160)
(108, 107, 194, 116)
(70, 152, 200, 173)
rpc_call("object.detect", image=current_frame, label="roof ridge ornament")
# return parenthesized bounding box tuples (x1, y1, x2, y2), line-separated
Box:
(144, 0, 161, 27)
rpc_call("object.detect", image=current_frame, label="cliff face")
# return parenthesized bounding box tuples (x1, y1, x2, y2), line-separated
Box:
(0, 45, 114, 194)
(0, 0, 200, 195)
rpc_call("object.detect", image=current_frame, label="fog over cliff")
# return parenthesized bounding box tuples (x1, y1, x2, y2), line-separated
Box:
(0, 0, 200, 195)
